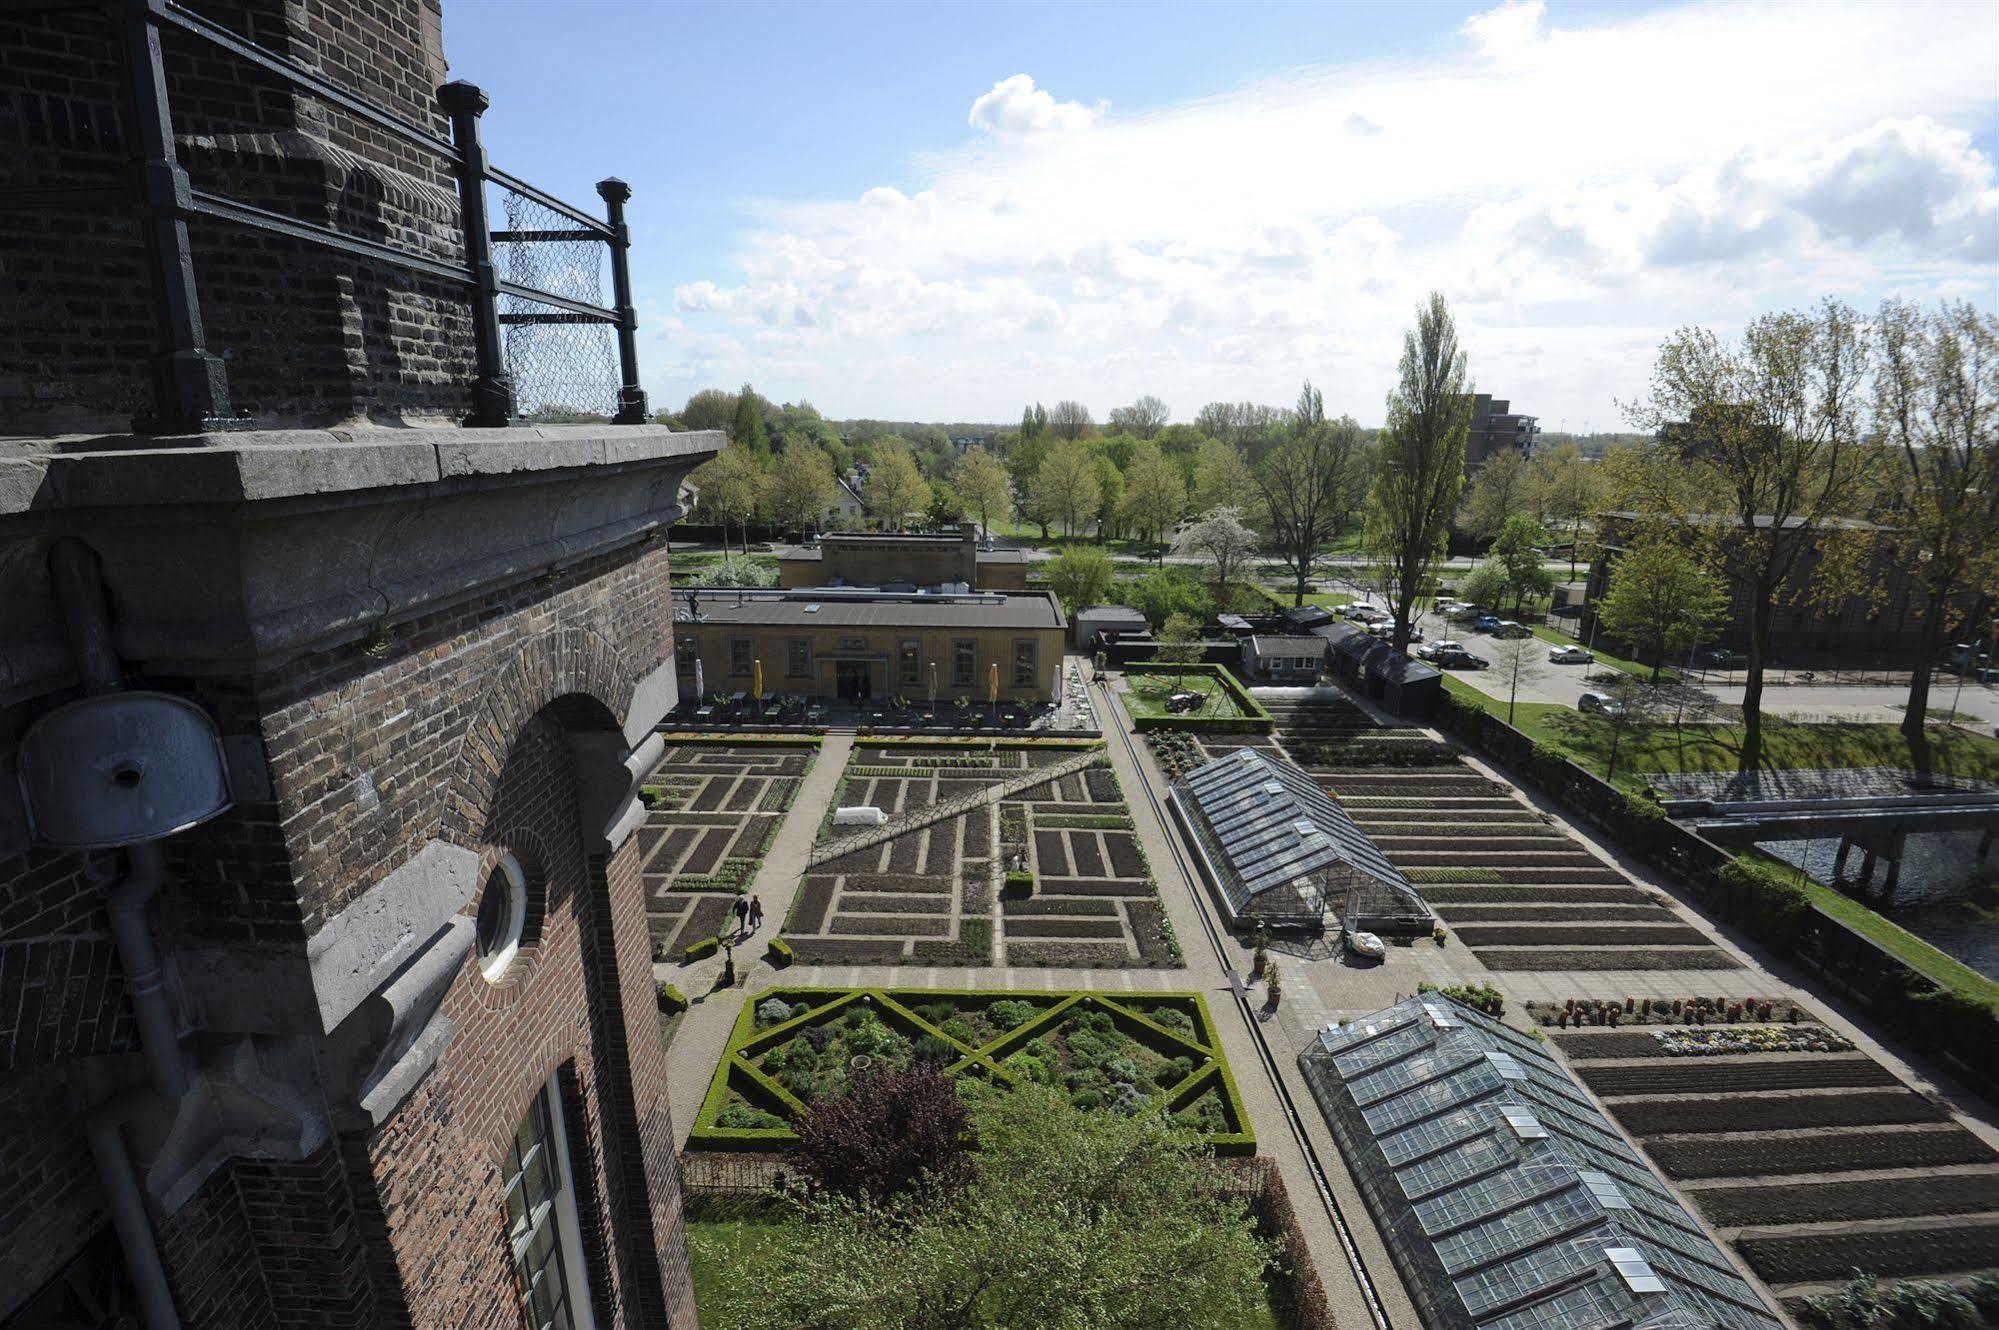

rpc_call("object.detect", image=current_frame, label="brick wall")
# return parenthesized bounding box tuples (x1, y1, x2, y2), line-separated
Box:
(350, 706, 665, 1327)
(0, 1077, 106, 1318)
(0, 0, 476, 431)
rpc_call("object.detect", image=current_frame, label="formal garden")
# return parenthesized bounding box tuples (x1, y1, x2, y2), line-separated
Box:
(639, 737, 819, 960)
(688, 986, 1252, 1152)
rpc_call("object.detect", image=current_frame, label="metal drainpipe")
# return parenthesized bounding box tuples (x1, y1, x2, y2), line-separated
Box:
(50, 539, 189, 1329)
(85, 1098, 184, 1330)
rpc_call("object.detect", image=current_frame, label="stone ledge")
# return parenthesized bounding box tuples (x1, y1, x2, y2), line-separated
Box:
(0, 425, 722, 516)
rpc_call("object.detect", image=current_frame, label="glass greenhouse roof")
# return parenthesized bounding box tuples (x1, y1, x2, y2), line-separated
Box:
(1299, 997, 1782, 1330)
(1174, 748, 1423, 922)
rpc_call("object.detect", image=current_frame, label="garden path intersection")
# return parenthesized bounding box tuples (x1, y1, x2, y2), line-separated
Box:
(653, 654, 1999, 1327)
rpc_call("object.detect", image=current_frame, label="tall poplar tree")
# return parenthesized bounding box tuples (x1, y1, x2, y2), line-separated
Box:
(1367, 293, 1473, 651)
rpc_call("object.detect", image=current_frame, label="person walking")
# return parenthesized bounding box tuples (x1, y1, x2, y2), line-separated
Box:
(733, 894, 749, 940)
(748, 894, 765, 933)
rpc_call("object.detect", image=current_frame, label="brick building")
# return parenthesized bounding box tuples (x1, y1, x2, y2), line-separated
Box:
(1, 4, 715, 1329)
(1464, 394, 1541, 468)
(775, 526, 1029, 592)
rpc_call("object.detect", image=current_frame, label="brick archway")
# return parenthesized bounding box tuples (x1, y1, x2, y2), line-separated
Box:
(441, 624, 635, 849)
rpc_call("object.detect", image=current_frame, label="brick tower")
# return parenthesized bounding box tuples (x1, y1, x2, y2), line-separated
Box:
(0, 3, 715, 1327)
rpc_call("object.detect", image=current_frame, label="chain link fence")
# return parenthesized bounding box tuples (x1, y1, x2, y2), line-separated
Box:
(496, 186, 620, 421)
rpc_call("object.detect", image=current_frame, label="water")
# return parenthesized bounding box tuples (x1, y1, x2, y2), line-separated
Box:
(1758, 831, 1999, 980)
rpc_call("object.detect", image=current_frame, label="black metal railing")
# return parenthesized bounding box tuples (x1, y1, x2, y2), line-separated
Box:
(2, 0, 648, 433)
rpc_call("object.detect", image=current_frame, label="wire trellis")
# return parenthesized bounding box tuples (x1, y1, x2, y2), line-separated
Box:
(496, 187, 620, 421)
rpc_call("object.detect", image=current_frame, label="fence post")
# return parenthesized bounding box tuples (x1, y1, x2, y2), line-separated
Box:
(439, 80, 513, 427)
(596, 177, 649, 424)
(120, 0, 231, 434)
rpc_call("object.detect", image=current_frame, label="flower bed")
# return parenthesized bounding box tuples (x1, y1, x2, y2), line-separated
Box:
(688, 987, 1252, 1155)
(1651, 1025, 1853, 1056)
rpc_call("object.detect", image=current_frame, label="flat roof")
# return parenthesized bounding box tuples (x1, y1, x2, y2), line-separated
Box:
(776, 543, 1029, 563)
(680, 590, 1063, 629)
(1249, 635, 1327, 653)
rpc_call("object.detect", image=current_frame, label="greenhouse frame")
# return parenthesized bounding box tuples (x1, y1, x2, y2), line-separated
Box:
(1300, 997, 1782, 1330)
(1170, 747, 1433, 933)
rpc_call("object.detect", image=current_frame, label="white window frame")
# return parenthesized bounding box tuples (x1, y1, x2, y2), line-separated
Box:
(504, 1075, 598, 1330)
(477, 853, 527, 982)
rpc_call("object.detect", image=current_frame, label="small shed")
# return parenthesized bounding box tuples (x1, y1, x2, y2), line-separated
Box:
(1073, 604, 1149, 650)
(1282, 604, 1336, 633)
(1242, 635, 1325, 683)
(1314, 622, 1441, 717)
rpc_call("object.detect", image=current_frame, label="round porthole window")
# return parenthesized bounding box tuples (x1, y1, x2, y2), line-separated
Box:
(476, 853, 526, 981)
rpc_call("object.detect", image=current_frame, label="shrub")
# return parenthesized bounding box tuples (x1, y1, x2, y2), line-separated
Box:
(916, 1002, 958, 1026)
(1716, 857, 1812, 943)
(844, 1010, 897, 1058)
(757, 998, 797, 1027)
(1004, 870, 1035, 897)
(795, 1064, 971, 1205)
(716, 1103, 786, 1131)
(986, 999, 1037, 1030)
(683, 935, 720, 963)
(766, 936, 794, 968)
(913, 1034, 958, 1066)
(1151, 1008, 1192, 1032)
(656, 982, 688, 1014)
(1419, 980, 1505, 1018)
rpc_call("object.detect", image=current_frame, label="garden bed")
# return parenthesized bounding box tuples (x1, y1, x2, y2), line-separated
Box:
(1644, 1124, 1995, 1179)
(688, 987, 1252, 1155)
(1120, 665, 1273, 734)
(1694, 1174, 1999, 1228)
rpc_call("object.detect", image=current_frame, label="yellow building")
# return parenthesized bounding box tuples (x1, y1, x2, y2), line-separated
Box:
(675, 588, 1066, 704)
(777, 526, 1029, 592)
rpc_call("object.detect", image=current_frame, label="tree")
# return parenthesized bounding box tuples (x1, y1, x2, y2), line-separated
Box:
(679, 387, 738, 433)
(1172, 508, 1259, 602)
(1125, 567, 1212, 628)
(1627, 298, 1871, 773)
(1874, 299, 1999, 770)
(1368, 292, 1473, 652)
(1093, 455, 1125, 541)
(766, 438, 837, 537)
(1108, 394, 1171, 439)
(1255, 408, 1364, 605)
(862, 442, 931, 531)
(1049, 399, 1095, 441)
(691, 442, 765, 554)
(1532, 442, 1602, 578)
(1030, 439, 1101, 536)
(1045, 545, 1115, 613)
(1457, 445, 1536, 544)
(1484, 516, 1556, 615)
(1155, 613, 1206, 689)
(1020, 402, 1048, 441)
(1491, 634, 1536, 726)
(1294, 380, 1325, 433)
(704, 1084, 1274, 1330)
(795, 1065, 971, 1207)
(731, 383, 771, 460)
(1191, 439, 1257, 515)
(1594, 539, 1728, 680)
(1120, 441, 1187, 557)
(952, 447, 1014, 540)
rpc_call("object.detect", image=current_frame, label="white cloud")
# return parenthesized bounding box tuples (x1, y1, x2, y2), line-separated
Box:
(653, 0, 1999, 424)
(968, 75, 1105, 139)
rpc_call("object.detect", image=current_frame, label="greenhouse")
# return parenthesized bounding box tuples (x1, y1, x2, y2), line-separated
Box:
(1170, 747, 1432, 933)
(1300, 997, 1782, 1330)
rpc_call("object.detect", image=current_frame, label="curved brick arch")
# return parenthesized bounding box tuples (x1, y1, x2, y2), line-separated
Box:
(442, 624, 634, 848)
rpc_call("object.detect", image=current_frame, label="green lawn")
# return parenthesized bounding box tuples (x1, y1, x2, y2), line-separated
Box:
(689, 1217, 1280, 1330)
(1122, 672, 1246, 721)
(1442, 677, 1999, 794)
(1738, 850, 1999, 1013)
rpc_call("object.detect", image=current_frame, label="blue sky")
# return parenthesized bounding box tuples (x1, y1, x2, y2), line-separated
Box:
(447, 0, 1999, 428)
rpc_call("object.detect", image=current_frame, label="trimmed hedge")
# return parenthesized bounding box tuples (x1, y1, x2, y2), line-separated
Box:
(654, 733, 824, 748)
(687, 986, 1254, 1156)
(766, 937, 794, 968)
(656, 982, 689, 1013)
(1122, 665, 1274, 734)
(683, 935, 720, 963)
(1003, 870, 1035, 898)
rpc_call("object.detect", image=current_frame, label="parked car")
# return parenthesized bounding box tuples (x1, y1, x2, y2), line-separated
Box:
(1578, 690, 1625, 718)
(1434, 647, 1490, 670)
(1548, 645, 1595, 664)
(1418, 639, 1465, 660)
(1448, 604, 1488, 623)
(1492, 620, 1531, 639)
(1341, 603, 1390, 624)
(1364, 621, 1423, 643)
(1700, 648, 1748, 668)
(1471, 614, 1503, 632)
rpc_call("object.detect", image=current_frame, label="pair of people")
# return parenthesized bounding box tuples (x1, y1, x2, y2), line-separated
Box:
(733, 893, 764, 938)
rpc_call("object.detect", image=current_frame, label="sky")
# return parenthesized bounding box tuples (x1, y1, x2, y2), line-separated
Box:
(446, 0, 1999, 430)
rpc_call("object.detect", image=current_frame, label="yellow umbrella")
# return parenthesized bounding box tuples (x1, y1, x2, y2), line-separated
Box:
(752, 658, 763, 704)
(988, 661, 1000, 708)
